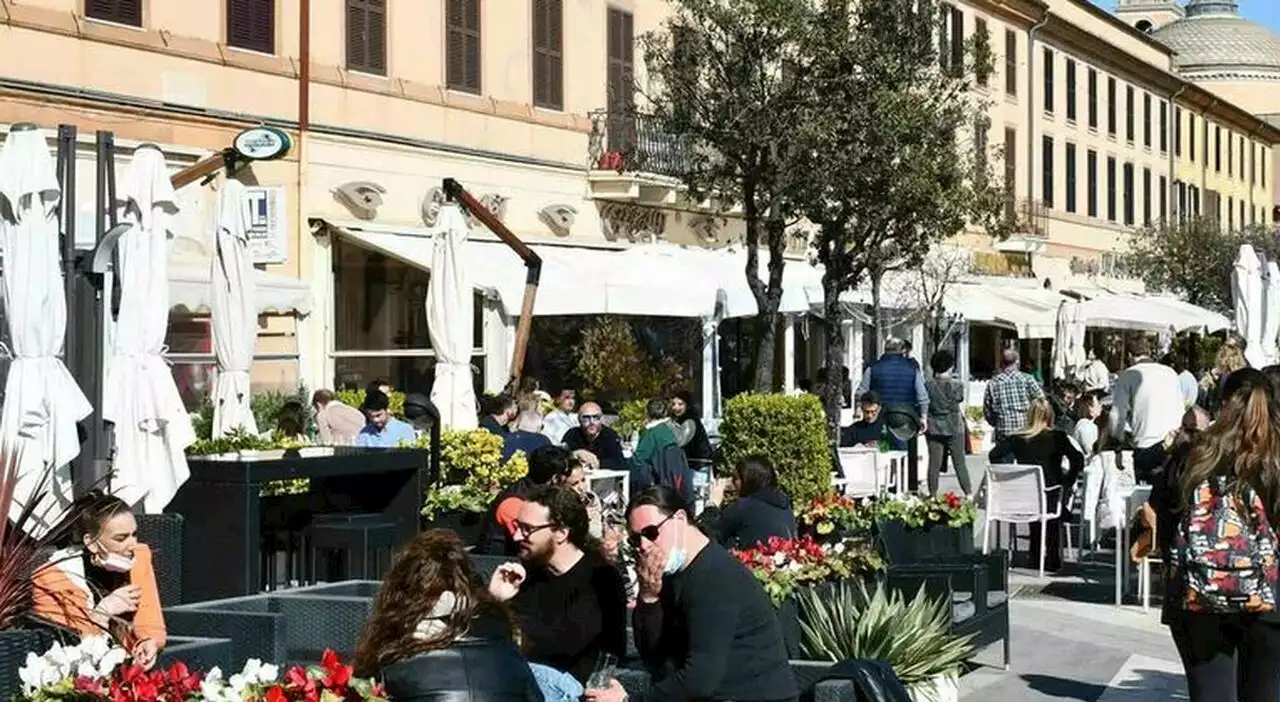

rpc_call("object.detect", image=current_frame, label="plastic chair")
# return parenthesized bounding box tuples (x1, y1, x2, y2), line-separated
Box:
(836, 448, 887, 497)
(981, 464, 1062, 579)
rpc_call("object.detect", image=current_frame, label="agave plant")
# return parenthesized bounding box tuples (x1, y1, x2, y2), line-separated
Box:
(794, 579, 974, 685)
(0, 445, 81, 630)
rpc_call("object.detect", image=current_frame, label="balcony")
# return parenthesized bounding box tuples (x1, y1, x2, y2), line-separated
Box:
(587, 109, 690, 204)
(996, 198, 1050, 253)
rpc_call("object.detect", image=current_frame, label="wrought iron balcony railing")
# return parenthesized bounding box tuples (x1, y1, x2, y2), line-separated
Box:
(588, 109, 691, 179)
(1005, 197, 1050, 239)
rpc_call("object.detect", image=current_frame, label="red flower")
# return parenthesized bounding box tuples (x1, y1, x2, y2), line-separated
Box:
(266, 685, 289, 702)
(321, 649, 353, 689)
(945, 492, 962, 510)
(74, 675, 104, 694)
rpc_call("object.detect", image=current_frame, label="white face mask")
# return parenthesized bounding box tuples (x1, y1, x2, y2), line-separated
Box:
(94, 544, 135, 573)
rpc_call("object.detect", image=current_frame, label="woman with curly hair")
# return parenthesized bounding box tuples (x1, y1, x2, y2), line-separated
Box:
(353, 530, 541, 701)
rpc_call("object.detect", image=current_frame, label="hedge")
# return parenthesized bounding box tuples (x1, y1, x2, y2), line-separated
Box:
(717, 393, 831, 507)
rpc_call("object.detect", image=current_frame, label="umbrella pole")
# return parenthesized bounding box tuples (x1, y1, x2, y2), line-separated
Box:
(441, 178, 542, 392)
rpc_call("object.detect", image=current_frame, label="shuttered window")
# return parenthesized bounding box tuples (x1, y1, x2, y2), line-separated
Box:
(532, 0, 562, 109)
(447, 0, 482, 94)
(606, 8, 634, 113)
(227, 0, 275, 54)
(346, 0, 387, 76)
(86, 0, 142, 26)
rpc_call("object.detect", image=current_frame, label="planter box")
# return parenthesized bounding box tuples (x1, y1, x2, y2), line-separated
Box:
(908, 673, 960, 702)
(158, 636, 234, 673)
(0, 629, 55, 700)
(878, 520, 974, 564)
(422, 509, 485, 547)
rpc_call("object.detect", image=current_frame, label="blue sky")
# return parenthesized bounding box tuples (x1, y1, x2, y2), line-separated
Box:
(1239, 0, 1280, 34)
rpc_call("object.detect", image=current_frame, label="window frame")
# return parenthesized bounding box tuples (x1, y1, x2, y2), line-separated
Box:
(345, 0, 387, 76)
(446, 0, 483, 94)
(531, 0, 563, 110)
(226, 0, 276, 55)
(85, 0, 142, 26)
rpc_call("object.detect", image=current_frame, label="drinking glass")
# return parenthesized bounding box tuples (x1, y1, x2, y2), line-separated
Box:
(585, 652, 617, 690)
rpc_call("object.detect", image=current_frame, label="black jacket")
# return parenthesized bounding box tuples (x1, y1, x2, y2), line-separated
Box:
(379, 613, 543, 702)
(708, 487, 796, 550)
(562, 425, 626, 472)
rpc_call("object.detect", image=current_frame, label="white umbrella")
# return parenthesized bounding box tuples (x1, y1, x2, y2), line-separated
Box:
(427, 204, 478, 429)
(102, 147, 194, 513)
(1233, 245, 1266, 368)
(0, 126, 92, 529)
(210, 180, 258, 437)
(1069, 301, 1087, 370)
(1262, 260, 1280, 367)
(1052, 300, 1075, 380)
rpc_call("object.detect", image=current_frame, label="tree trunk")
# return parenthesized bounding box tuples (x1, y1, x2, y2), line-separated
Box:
(821, 268, 846, 442)
(871, 268, 886, 354)
(748, 214, 788, 392)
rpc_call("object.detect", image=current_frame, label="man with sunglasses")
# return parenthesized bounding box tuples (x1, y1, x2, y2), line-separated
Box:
(585, 486, 797, 702)
(563, 402, 626, 472)
(488, 485, 626, 697)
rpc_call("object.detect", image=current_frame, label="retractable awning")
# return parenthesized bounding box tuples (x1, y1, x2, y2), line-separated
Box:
(169, 267, 313, 315)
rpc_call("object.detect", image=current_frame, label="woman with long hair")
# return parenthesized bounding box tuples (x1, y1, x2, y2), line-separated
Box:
(1005, 397, 1085, 573)
(668, 390, 713, 464)
(353, 530, 541, 700)
(703, 456, 796, 550)
(1150, 368, 1280, 700)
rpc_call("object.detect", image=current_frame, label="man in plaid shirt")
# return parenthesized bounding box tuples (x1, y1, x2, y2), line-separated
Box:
(983, 348, 1045, 463)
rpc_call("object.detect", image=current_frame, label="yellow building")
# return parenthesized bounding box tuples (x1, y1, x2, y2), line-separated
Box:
(0, 0, 1276, 404)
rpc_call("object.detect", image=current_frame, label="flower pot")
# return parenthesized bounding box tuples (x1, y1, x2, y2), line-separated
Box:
(908, 673, 960, 702)
(877, 520, 974, 563)
(775, 596, 803, 659)
(423, 509, 486, 546)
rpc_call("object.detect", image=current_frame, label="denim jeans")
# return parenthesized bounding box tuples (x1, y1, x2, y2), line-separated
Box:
(529, 662, 584, 702)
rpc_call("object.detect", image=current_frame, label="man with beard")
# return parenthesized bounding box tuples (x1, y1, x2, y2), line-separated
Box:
(488, 484, 627, 691)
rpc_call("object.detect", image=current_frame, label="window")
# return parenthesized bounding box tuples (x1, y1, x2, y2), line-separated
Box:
(447, 0, 482, 93)
(1107, 77, 1116, 136)
(1043, 48, 1054, 113)
(227, 0, 274, 53)
(1042, 136, 1054, 208)
(1203, 119, 1209, 163)
(1174, 107, 1182, 157)
(974, 19, 990, 87)
(974, 117, 990, 187)
(1005, 30, 1017, 96)
(1214, 126, 1221, 173)
(1190, 185, 1200, 216)
(1087, 68, 1098, 129)
(607, 8, 635, 114)
(1142, 167, 1151, 225)
(1125, 85, 1134, 143)
(1252, 142, 1259, 185)
(1228, 132, 1234, 176)
(345, 0, 387, 75)
(532, 0, 563, 110)
(1087, 149, 1098, 218)
(1107, 156, 1117, 221)
(1228, 196, 1235, 230)
(1241, 200, 1246, 227)
(1177, 180, 1186, 222)
(1004, 127, 1017, 220)
(1160, 102, 1167, 152)
(1241, 139, 1246, 179)
(1065, 59, 1077, 122)
(1188, 117, 1195, 163)
(938, 5, 951, 72)
(1065, 143, 1077, 213)
(86, 0, 141, 26)
(331, 236, 487, 397)
(949, 6, 964, 74)
(1159, 175, 1167, 221)
(1142, 93, 1151, 148)
(1123, 162, 1134, 226)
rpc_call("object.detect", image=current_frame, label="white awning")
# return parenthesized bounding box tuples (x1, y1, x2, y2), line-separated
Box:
(1078, 294, 1230, 333)
(169, 267, 313, 315)
(329, 221, 824, 319)
(944, 282, 1062, 338)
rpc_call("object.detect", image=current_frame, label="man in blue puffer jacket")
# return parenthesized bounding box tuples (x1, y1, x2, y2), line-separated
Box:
(855, 338, 930, 492)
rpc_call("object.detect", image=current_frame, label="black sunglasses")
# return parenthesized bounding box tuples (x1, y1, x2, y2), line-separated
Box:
(628, 513, 675, 548)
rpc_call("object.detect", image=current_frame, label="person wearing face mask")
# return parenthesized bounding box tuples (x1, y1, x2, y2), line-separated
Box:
(584, 486, 797, 702)
(33, 492, 166, 669)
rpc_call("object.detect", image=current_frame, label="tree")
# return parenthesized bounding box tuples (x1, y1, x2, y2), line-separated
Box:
(802, 0, 1006, 432)
(638, 0, 819, 391)
(1123, 218, 1276, 314)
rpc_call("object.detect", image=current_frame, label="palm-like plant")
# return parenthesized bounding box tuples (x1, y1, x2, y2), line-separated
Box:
(794, 579, 973, 685)
(0, 445, 80, 630)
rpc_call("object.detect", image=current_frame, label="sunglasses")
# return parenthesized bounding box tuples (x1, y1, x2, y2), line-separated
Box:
(580, 414, 604, 423)
(628, 513, 674, 548)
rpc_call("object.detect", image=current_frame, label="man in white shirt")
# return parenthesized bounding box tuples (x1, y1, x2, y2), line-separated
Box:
(542, 389, 578, 445)
(1111, 338, 1184, 480)
(1077, 347, 1111, 393)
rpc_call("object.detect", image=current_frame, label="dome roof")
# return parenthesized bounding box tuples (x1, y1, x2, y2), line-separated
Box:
(1153, 1, 1280, 80)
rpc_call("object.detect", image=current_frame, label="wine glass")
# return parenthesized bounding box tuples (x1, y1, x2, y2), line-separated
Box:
(585, 652, 617, 690)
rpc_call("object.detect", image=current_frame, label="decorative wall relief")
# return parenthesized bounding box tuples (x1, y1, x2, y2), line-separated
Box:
(599, 202, 667, 242)
(538, 204, 578, 237)
(333, 181, 386, 220)
(476, 193, 509, 222)
(687, 213, 721, 242)
(420, 186, 446, 227)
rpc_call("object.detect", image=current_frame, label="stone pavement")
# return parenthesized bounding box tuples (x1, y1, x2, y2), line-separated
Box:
(936, 460, 1189, 701)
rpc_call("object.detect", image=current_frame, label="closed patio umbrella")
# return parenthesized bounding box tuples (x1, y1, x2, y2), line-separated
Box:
(1233, 245, 1265, 368)
(0, 126, 92, 529)
(102, 146, 194, 513)
(427, 204, 478, 429)
(1262, 260, 1280, 367)
(210, 180, 258, 437)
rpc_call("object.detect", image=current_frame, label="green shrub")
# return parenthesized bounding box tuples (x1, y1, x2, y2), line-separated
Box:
(250, 386, 313, 435)
(413, 429, 529, 517)
(612, 399, 648, 439)
(334, 389, 406, 417)
(718, 393, 831, 507)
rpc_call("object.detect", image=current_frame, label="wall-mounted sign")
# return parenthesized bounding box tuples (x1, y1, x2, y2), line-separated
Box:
(233, 127, 292, 161)
(245, 185, 288, 263)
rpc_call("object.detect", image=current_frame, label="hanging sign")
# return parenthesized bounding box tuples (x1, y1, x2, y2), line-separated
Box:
(232, 127, 292, 161)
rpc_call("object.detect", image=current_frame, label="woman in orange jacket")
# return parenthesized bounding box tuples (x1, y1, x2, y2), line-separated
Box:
(32, 492, 166, 669)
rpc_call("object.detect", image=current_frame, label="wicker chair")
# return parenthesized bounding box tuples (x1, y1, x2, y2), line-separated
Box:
(134, 513, 185, 606)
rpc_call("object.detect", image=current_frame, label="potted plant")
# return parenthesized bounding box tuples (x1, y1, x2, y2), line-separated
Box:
(797, 493, 873, 544)
(964, 406, 988, 455)
(794, 580, 973, 702)
(872, 492, 978, 564)
(417, 430, 528, 546)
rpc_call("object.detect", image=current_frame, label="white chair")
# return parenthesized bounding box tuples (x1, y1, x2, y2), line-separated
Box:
(837, 448, 886, 497)
(1116, 485, 1155, 608)
(982, 464, 1063, 579)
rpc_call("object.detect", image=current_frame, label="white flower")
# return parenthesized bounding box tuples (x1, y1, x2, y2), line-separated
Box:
(772, 552, 788, 567)
(96, 647, 128, 677)
(228, 673, 249, 693)
(833, 541, 846, 554)
(19, 652, 49, 695)
(257, 663, 280, 683)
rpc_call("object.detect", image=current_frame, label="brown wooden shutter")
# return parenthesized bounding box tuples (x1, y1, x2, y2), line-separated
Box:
(85, 0, 142, 26)
(606, 8, 634, 113)
(532, 0, 563, 110)
(447, 0, 482, 93)
(227, 0, 275, 54)
(346, 0, 386, 75)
